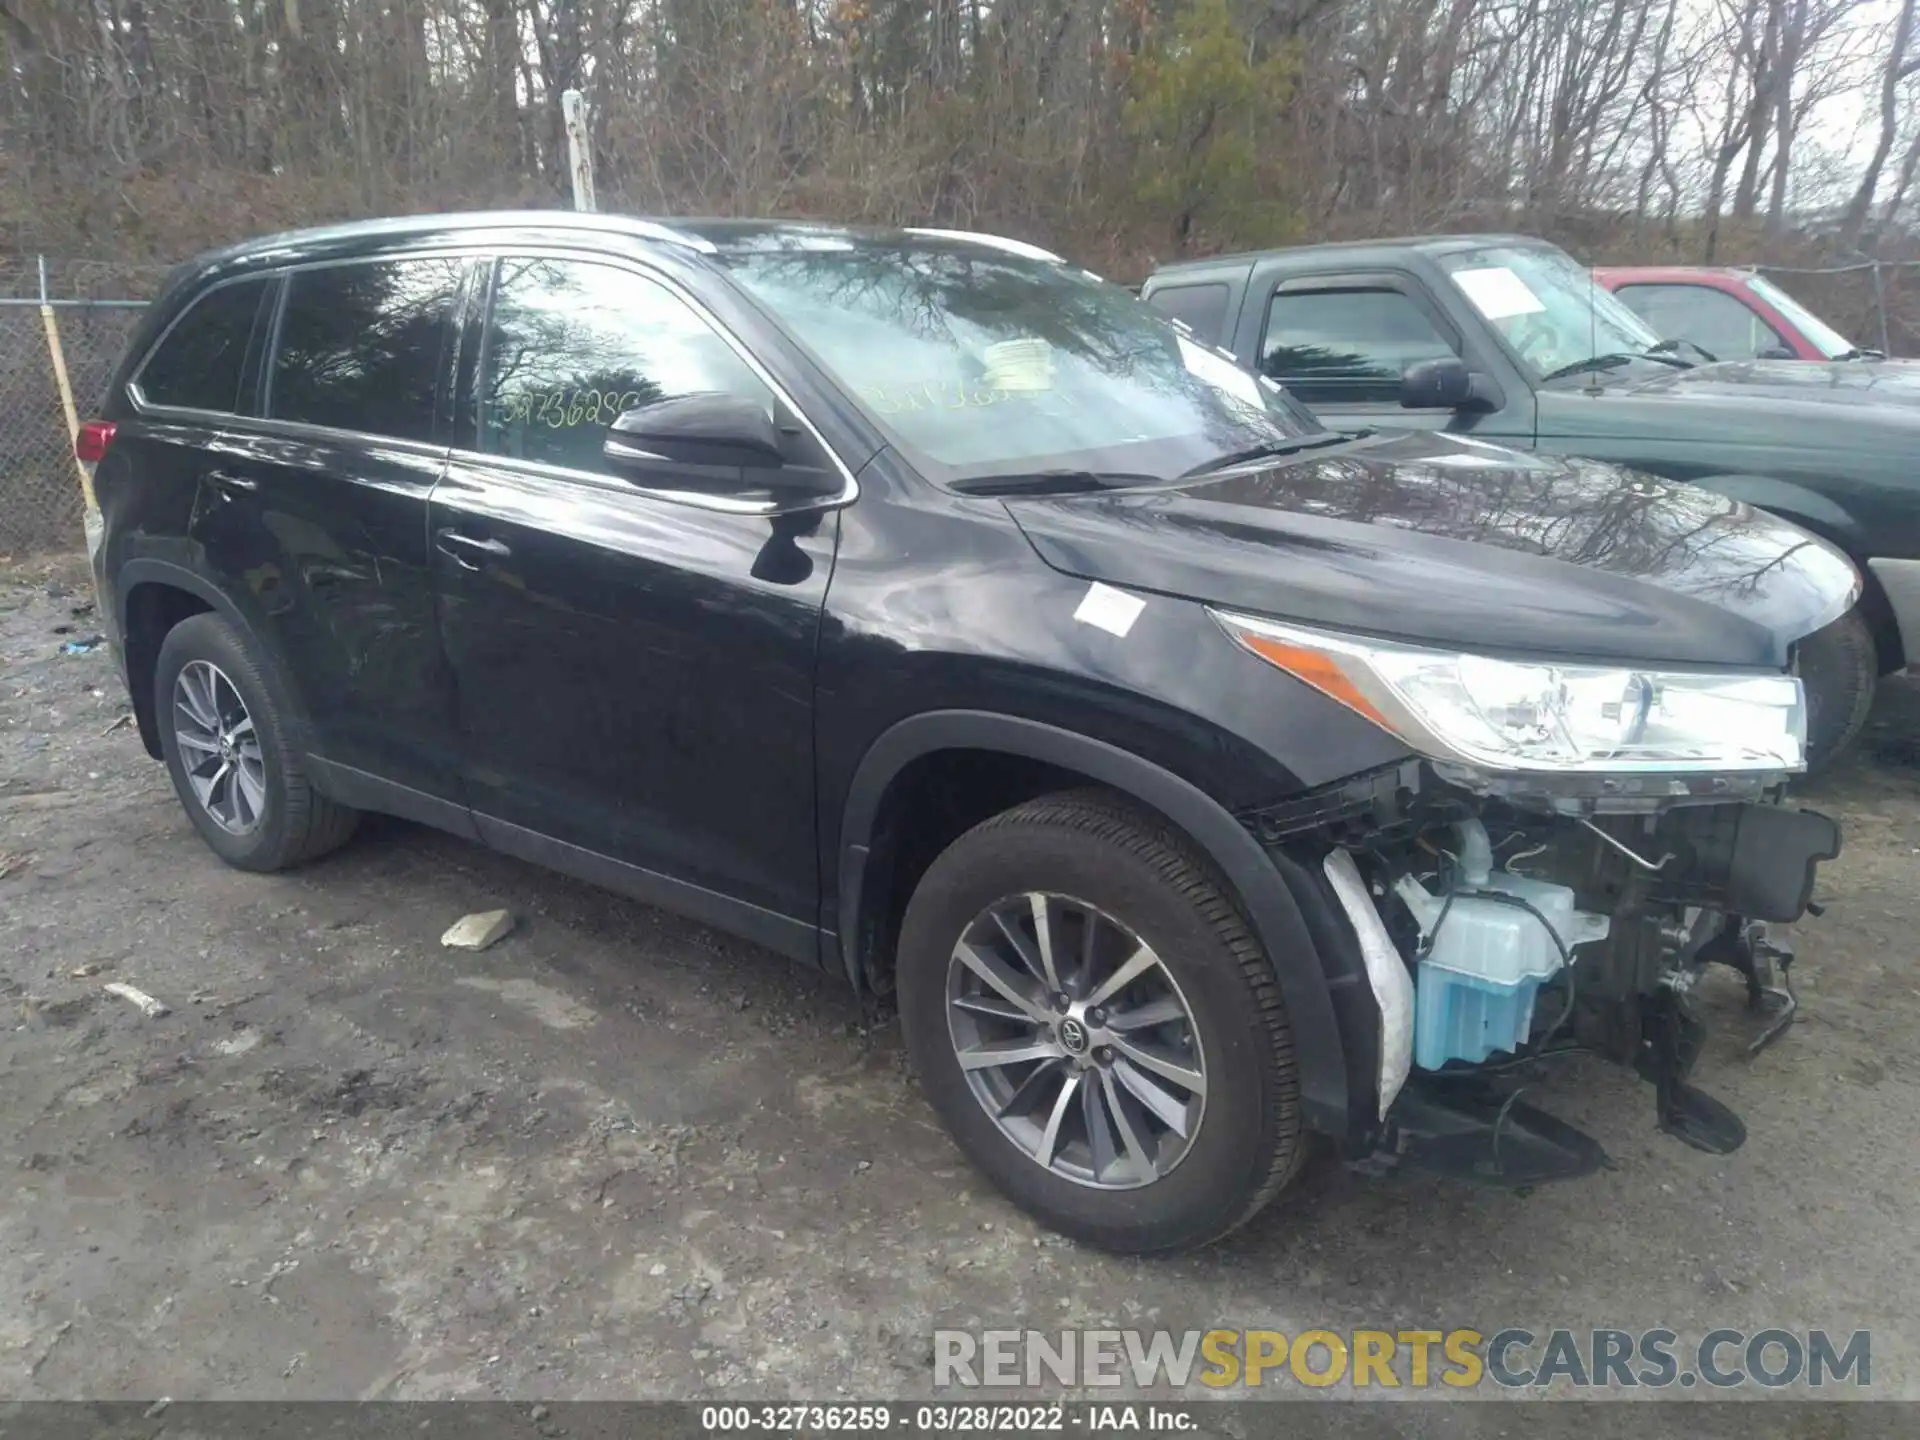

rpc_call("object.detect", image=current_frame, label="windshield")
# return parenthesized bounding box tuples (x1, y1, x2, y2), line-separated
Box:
(1438, 244, 1667, 382)
(1746, 274, 1857, 358)
(714, 232, 1325, 484)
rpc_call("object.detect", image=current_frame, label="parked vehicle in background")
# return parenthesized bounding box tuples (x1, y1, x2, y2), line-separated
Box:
(85, 214, 1847, 1253)
(1142, 234, 1920, 767)
(1595, 266, 1890, 364)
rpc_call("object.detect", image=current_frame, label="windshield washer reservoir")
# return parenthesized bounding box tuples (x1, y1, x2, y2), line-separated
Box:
(1395, 865, 1610, 1070)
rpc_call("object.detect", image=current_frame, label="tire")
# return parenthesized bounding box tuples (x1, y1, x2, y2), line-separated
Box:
(154, 612, 359, 871)
(1799, 606, 1876, 774)
(896, 789, 1305, 1253)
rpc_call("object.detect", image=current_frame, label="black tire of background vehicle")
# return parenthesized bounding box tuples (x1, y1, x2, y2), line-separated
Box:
(1799, 606, 1876, 775)
(155, 613, 360, 871)
(896, 789, 1306, 1253)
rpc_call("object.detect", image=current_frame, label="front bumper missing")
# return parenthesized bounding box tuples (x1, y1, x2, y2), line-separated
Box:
(1380, 913, 1821, 1188)
(1326, 796, 1842, 1189)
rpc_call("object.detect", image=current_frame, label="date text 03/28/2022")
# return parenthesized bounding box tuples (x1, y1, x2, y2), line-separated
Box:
(699, 1404, 1192, 1432)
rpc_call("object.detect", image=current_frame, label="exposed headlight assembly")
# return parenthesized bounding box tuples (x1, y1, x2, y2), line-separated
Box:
(1215, 610, 1806, 774)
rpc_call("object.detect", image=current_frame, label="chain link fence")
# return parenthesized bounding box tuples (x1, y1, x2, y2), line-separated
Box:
(0, 258, 170, 555)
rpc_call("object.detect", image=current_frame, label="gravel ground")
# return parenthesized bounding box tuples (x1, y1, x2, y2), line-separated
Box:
(3, 550, 1917, 1411)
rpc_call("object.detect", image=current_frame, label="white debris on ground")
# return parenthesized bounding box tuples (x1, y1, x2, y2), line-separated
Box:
(101, 981, 170, 1018)
(440, 908, 516, 951)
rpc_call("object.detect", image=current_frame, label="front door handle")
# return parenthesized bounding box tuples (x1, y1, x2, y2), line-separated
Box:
(206, 469, 257, 493)
(435, 529, 512, 569)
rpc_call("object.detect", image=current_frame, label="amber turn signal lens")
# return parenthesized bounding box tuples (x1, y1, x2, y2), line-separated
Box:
(1235, 631, 1392, 729)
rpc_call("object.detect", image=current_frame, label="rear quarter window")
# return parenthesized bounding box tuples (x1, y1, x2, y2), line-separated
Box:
(134, 278, 270, 413)
(1145, 282, 1231, 345)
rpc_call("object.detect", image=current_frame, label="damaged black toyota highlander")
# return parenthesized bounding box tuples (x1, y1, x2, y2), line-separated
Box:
(86, 216, 1848, 1255)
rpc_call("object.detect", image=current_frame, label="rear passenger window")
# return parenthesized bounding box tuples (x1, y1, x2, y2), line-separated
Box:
(1261, 287, 1458, 404)
(136, 278, 268, 413)
(268, 259, 464, 442)
(1146, 283, 1231, 345)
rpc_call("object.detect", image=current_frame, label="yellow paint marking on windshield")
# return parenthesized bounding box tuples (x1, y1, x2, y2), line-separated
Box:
(858, 381, 1074, 416)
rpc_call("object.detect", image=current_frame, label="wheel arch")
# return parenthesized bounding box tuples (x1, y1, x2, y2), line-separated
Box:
(117, 560, 311, 759)
(836, 710, 1355, 1137)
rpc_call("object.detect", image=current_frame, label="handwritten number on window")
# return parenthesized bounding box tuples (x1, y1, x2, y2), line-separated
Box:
(499, 388, 647, 432)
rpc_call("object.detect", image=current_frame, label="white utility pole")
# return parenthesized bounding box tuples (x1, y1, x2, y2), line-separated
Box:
(561, 89, 596, 212)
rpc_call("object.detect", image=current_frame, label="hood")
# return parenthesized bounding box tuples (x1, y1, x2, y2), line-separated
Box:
(1620, 356, 1920, 413)
(1004, 430, 1859, 669)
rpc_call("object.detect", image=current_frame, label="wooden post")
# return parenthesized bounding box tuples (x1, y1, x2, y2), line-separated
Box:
(38, 255, 96, 513)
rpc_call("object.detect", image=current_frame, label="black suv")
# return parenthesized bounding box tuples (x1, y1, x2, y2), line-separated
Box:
(86, 213, 1845, 1253)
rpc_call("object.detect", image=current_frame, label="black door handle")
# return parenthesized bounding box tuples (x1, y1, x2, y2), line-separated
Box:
(206, 469, 257, 493)
(435, 529, 512, 568)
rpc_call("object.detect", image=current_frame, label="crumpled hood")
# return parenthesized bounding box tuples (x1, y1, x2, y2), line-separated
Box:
(1003, 430, 1859, 668)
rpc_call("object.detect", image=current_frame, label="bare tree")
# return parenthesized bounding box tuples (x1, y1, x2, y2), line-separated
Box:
(0, 0, 1911, 296)
(1840, 0, 1920, 247)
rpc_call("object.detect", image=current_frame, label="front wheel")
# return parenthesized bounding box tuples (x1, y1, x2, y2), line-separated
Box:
(1799, 607, 1877, 774)
(896, 790, 1306, 1253)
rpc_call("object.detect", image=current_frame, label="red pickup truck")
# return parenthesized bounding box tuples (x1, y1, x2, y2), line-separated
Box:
(1595, 265, 1889, 363)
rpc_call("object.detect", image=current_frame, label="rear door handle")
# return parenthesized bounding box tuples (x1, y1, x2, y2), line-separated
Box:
(206, 469, 257, 493)
(434, 529, 511, 569)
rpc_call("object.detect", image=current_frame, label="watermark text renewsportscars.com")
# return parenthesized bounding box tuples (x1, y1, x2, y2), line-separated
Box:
(933, 1327, 1871, 1391)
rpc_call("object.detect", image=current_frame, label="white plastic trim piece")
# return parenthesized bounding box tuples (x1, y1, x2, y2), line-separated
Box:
(1322, 848, 1414, 1118)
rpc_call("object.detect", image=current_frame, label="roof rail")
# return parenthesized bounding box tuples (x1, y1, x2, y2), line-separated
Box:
(203, 210, 723, 268)
(628, 219, 717, 254)
(440, 210, 719, 255)
(904, 228, 1064, 263)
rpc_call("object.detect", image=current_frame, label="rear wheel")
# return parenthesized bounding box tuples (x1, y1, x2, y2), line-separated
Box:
(155, 613, 359, 871)
(1799, 607, 1876, 774)
(896, 790, 1305, 1253)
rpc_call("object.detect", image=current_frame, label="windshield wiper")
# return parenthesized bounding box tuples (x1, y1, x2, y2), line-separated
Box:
(949, 469, 1156, 497)
(1178, 431, 1365, 479)
(1538, 351, 1689, 384)
(1646, 337, 1713, 365)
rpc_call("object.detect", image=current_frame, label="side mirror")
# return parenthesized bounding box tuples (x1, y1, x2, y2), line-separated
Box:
(604, 392, 785, 473)
(1757, 345, 1796, 362)
(1401, 356, 1498, 412)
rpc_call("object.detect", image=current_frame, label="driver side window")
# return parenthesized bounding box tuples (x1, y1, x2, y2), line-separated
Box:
(1260, 286, 1460, 406)
(476, 257, 773, 476)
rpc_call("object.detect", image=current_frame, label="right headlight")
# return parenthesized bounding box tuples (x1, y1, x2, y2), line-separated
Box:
(1214, 610, 1805, 774)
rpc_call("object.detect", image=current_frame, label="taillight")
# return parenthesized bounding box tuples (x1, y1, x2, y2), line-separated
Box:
(75, 420, 117, 464)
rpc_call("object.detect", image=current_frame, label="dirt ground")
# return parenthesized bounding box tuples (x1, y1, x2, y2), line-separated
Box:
(4, 549, 1918, 1407)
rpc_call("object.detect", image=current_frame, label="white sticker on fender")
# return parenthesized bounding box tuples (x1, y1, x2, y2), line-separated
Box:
(1073, 582, 1145, 638)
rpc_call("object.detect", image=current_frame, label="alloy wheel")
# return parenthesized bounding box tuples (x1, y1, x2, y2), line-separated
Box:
(172, 660, 268, 835)
(944, 892, 1207, 1190)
